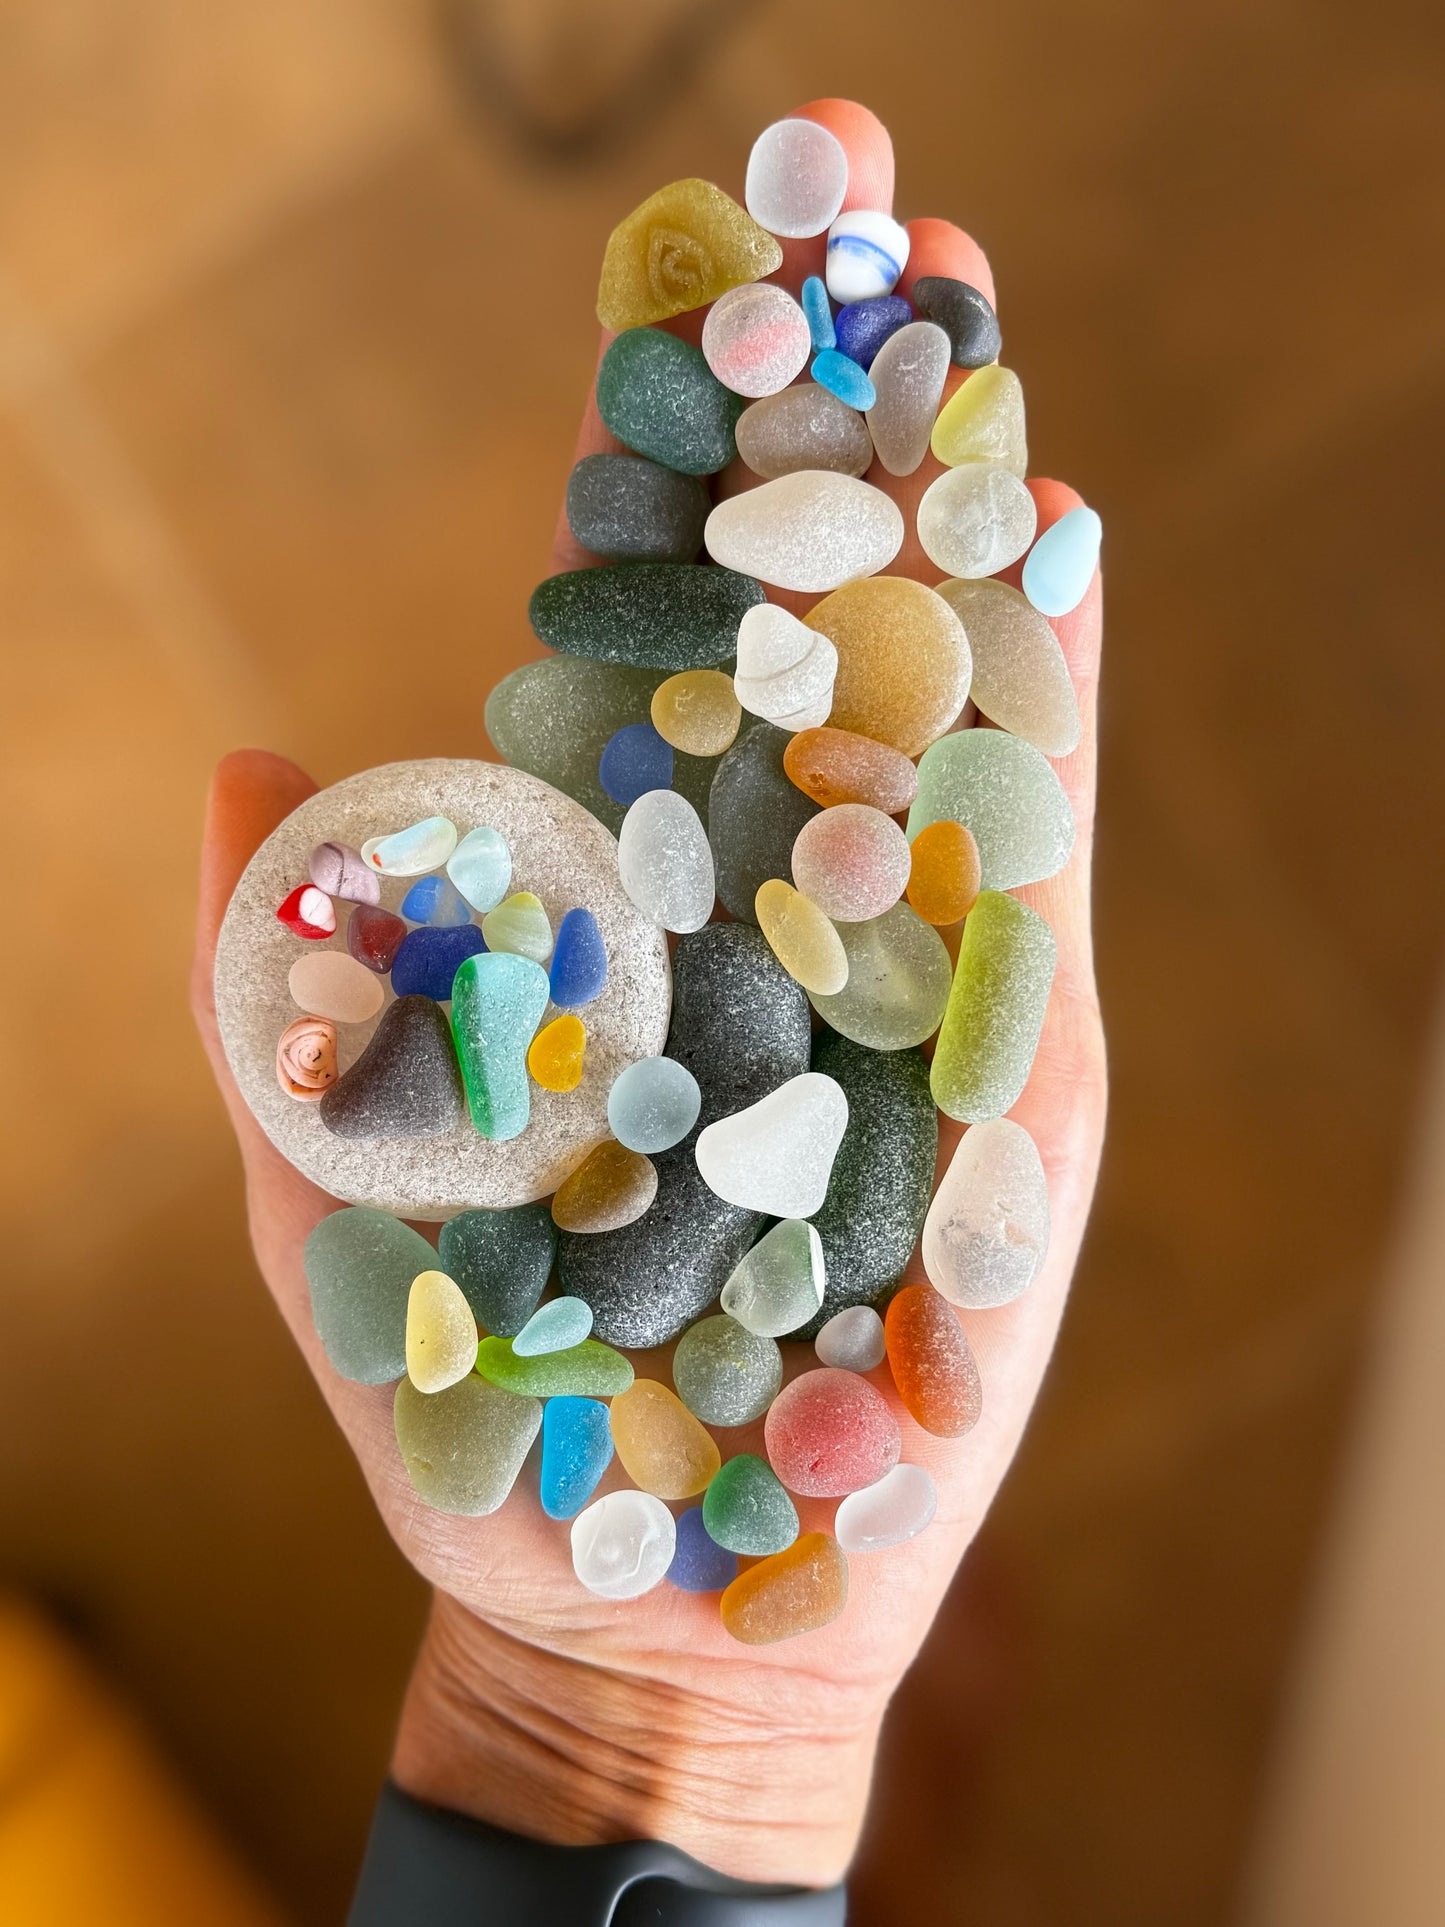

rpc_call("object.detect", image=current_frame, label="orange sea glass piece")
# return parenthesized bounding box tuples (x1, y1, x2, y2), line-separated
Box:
(610, 1379, 721, 1500)
(884, 1286, 983, 1438)
(527, 1014, 587, 1092)
(719, 1533, 849, 1645)
(906, 820, 982, 926)
(783, 726, 920, 813)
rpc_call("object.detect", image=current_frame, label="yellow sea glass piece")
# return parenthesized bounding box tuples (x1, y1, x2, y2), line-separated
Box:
(650, 670, 742, 756)
(596, 179, 783, 331)
(551, 1139, 658, 1233)
(930, 365, 1027, 474)
(719, 1533, 848, 1644)
(527, 1014, 587, 1093)
(803, 576, 972, 758)
(755, 879, 848, 997)
(405, 1270, 479, 1394)
(609, 1379, 721, 1500)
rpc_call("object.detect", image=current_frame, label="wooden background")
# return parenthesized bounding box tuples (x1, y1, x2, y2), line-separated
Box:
(1, 2, 1442, 1920)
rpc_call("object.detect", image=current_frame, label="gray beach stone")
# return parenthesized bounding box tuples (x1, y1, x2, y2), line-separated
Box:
(437, 1204, 558, 1338)
(319, 995, 463, 1140)
(565, 454, 709, 563)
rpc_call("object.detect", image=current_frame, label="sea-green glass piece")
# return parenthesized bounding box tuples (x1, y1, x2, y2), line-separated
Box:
(485, 655, 714, 834)
(393, 1375, 541, 1515)
(672, 1314, 783, 1426)
(473, 1336, 635, 1398)
(908, 730, 1074, 891)
(304, 1206, 436, 1384)
(807, 901, 952, 1050)
(596, 328, 746, 475)
(931, 890, 1056, 1123)
(703, 1454, 800, 1557)
(450, 951, 551, 1141)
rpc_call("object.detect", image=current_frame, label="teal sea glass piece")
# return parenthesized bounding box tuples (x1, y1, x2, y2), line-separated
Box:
(450, 951, 551, 1141)
(304, 1206, 436, 1384)
(596, 327, 745, 475)
(811, 348, 876, 411)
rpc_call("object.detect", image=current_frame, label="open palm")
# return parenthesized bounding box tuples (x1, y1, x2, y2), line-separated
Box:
(191, 97, 1106, 1888)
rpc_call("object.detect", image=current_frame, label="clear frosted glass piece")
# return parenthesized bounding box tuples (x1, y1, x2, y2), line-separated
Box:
(814, 1304, 886, 1372)
(867, 322, 951, 476)
(571, 1489, 677, 1599)
(909, 729, 1075, 891)
(694, 1072, 849, 1217)
(745, 118, 849, 238)
(934, 578, 1080, 757)
(734, 603, 837, 730)
(917, 462, 1038, 578)
(923, 1117, 1051, 1308)
(720, 1219, 826, 1336)
(617, 790, 716, 933)
(807, 902, 953, 1050)
(735, 384, 872, 480)
(705, 472, 903, 593)
(835, 1463, 937, 1552)
(702, 282, 812, 397)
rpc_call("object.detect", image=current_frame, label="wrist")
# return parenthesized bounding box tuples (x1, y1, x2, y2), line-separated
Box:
(390, 1592, 878, 1888)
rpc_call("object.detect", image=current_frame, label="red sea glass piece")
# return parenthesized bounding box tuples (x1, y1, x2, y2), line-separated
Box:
(276, 883, 335, 939)
(763, 1367, 900, 1498)
(347, 904, 407, 973)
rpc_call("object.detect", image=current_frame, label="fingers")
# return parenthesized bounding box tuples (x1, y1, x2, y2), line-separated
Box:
(899, 217, 995, 310)
(193, 749, 318, 1022)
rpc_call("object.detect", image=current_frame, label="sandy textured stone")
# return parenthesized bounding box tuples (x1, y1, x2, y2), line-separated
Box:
(215, 760, 670, 1217)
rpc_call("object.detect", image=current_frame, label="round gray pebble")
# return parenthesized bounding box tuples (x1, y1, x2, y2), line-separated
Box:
(910, 276, 1003, 369)
(708, 722, 820, 925)
(565, 453, 710, 564)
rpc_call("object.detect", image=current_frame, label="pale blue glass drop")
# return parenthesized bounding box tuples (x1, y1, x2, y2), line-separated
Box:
(1021, 505, 1102, 618)
(607, 1056, 702, 1154)
(514, 1296, 595, 1357)
(447, 825, 513, 914)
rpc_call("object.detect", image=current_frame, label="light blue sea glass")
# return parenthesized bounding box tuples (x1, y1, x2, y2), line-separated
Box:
(514, 1296, 595, 1356)
(447, 826, 512, 913)
(1021, 505, 1102, 618)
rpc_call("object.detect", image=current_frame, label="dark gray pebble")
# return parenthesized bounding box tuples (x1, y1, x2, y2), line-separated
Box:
(708, 722, 820, 923)
(565, 454, 709, 564)
(529, 563, 764, 672)
(438, 1203, 557, 1338)
(319, 995, 463, 1140)
(911, 277, 1003, 369)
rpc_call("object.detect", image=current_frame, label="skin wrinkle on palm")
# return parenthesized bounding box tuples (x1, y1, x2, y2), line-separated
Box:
(191, 97, 1104, 1890)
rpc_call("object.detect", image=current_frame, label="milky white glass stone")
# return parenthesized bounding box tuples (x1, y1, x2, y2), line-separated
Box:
(296, 886, 335, 933)
(361, 815, 458, 877)
(745, 117, 849, 238)
(733, 603, 838, 731)
(815, 1304, 886, 1372)
(826, 210, 910, 302)
(922, 1117, 1051, 1309)
(705, 472, 903, 593)
(701, 282, 812, 398)
(571, 1489, 677, 1600)
(719, 1219, 826, 1337)
(1022, 504, 1103, 617)
(934, 578, 1080, 757)
(617, 789, 716, 933)
(917, 462, 1038, 578)
(695, 1073, 849, 1217)
(835, 1463, 937, 1552)
(866, 321, 952, 476)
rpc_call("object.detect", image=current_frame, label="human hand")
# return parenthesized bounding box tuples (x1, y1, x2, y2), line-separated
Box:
(190, 97, 1105, 1890)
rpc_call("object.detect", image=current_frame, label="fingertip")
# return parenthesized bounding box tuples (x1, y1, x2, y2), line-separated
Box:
(900, 217, 996, 310)
(198, 749, 318, 955)
(792, 98, 895, 215)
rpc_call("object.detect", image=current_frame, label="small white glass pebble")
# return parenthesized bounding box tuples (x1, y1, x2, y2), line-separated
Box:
(825, 210, 910, 302)
(916, 462, 1038, 578)
(571, 1490, 677, 1600)
(835, 1463, 938, 1553)
(733, 602, 837, 730)
(922, 1117, 1051, 1309)
(617, 790, 715, 934)
(814, 1304, 886, 1372)
(745, 117, 849, 239)
(705, 471, 903, 593)
(694, 1073, 849, 1218)
(719, 1220, 826, 1337)
(867, 321, 952, 476)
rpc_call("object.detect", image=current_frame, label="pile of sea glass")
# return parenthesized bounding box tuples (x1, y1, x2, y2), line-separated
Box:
(278, 115, 1100, 1645)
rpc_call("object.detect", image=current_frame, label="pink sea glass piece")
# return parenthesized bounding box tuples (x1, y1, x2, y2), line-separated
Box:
(764, 1367, 901, 1498)
(701, 283, 812, 398)
(791, 804, 911, 923)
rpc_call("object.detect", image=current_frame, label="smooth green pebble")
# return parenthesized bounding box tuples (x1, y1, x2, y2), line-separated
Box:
(672, 1314, 783, 1427)
(595, 327, 745, 475)
(931, 890, 1056, 1123)
(808, 901, 952, 1050)
(703, 1455, 800, 1557)
(473, 1335, 634, 1398)
(304, 1206, 435, 1384)
(451, 950, 551, 1141)
(393, 1375, 540, 1515)
(908, 730, 1074, 892)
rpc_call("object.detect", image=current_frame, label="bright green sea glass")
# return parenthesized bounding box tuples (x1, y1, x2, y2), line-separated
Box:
(930, 891, 1056, 1123)
(473, 1337, 635, 1398)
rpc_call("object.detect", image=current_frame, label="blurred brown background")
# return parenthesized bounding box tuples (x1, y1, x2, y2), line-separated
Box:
(2, 1, 1443, 1922)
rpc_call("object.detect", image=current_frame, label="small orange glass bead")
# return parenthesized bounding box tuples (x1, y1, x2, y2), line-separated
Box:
(719, 1532, 849, 1644)
(783, 726, 920, 813)
(527, 1014, 587, 1092)
(884, 1285, 983, 1438)
(906, 820, 981, 926)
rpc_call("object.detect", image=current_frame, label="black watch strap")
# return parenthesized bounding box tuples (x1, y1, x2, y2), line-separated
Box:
(349, 1781, 848, 1925)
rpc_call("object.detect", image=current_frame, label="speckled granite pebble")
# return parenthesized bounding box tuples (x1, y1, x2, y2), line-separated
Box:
(709, 723, 820, 924)
(319, 994, 464, 1140)
(529, 563, 764, 672)
(565, 453, 709, 563)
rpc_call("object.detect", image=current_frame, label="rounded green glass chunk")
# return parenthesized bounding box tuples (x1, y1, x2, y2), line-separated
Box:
(807, 902, 952, 1050)
(930, 890, 1056, 1123)
(304, 1206, 436, 1384)
(672, 1314, 783, 1426)
(596, 327, 745, 475)
(473, 1336, 635, 1398)
(907, 729, 1075, 891)
(393, 1375, 541, 1516)
(702, 1454, 800, 1556)
(528, 563, 764, 673)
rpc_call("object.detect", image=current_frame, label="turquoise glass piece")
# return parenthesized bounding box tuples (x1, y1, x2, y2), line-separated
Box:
(514, 1296, 595, 1356)
(801, 275, 835, 351)
(811, 349, 876, 411)
(1021, 505, 1102, 618)
(540, 1396, 614, 1519)
(450, 951, 551, 1140)
(399, 874, 472, 927)
(447, 826, 512, 913)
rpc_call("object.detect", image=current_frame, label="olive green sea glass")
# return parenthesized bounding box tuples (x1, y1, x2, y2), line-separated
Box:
(596, 328, 745, 475)
(473, 1336, 635, 1398)
(485, 656, 713, 835)
(393, 1375, 541, 1516)
(931, 890, 1056, 1123)
(703, 1454, 799, 1557)
(807, 901, 952, 1050)
(304, 1206, 436, 1384)
(908, 730, 1075, 891)
(528, 564, 764, 672)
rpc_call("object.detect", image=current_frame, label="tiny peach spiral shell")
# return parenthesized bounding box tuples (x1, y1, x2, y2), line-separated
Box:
(276, 1015, 339, 1101)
